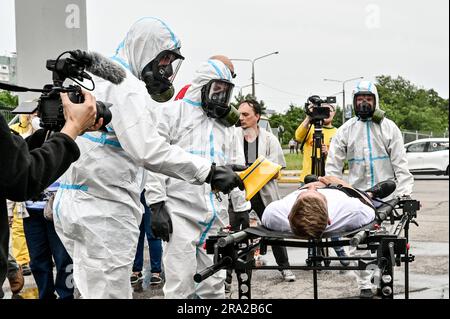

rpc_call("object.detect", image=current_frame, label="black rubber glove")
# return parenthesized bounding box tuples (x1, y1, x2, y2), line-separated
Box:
(150, 201, 172, 242)
(206, 163, 245, 194)
(226, 164, 248, 172)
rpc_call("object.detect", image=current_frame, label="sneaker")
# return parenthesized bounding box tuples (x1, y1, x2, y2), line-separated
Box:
(7, 265, 24, 294)
(130, 272, 143, 285)
(150, 273, 162, 285)
(335, 249, 350, 266)
(360, 288, 374, 299)
(365, 180, 396, 199)
(280, 269, 296, 282)
(21, 263, 32, 276)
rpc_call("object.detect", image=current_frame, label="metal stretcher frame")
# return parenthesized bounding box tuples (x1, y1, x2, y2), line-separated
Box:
(194, 197, 420, 299)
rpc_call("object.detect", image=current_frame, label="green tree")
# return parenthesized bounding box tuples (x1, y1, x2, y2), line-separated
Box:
(332, 105, 343, 128)
(269, 103, 305, 145)
(376, 75, 449, 134)
(0, 90, 18, 109)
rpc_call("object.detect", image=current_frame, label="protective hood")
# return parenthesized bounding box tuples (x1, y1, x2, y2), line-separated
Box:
(112, 17, 181, 80)
(184, 59, 234, 104)
(351, 80, 380, 110)
(351, 80, 386, 122)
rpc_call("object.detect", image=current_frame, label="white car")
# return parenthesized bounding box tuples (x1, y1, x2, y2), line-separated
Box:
(404, 138, 449, 175)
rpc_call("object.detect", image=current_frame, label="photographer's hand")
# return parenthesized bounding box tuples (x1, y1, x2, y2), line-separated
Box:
(300, 112, 312, 128)
(86, 118, 104, 132)
(60, 90, 99, 139)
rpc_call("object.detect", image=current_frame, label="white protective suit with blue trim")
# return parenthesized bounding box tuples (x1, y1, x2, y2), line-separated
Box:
(53, 18, 211, 299)
(150, 59, 250, 299)
(325, 81, 413, 291)
(325, 81, 414, 198)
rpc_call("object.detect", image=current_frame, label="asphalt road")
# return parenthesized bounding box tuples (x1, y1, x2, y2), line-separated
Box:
(2, 179, 448, 299)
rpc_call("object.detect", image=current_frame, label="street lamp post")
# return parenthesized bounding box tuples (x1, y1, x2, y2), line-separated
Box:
(231, 51, 279, 97)
(324, 77, 364, 123)
(239, 83, 259, 96)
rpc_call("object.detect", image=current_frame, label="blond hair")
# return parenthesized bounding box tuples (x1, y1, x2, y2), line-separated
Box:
(288, 193, 328, 239)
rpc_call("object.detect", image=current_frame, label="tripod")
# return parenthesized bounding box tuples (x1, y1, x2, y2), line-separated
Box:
(310, 119, 326, 177)
(301, 118, 332, 267)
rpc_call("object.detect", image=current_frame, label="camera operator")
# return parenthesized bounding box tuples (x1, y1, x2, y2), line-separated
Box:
(295, 102, 337, 183)
(0, 90, 99, 298)
(230, 98, 296, 285)
(294, 101, 351, 266)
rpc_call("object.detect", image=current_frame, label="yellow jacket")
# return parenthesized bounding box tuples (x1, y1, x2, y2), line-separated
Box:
(295, 123, 337, 182)
(10, 115, 32, 135)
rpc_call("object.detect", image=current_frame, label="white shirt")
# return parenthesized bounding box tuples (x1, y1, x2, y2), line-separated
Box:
(262, 188, 375, 235)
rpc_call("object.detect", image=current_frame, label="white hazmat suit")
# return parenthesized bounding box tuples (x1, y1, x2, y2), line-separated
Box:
(150, 59, 250, 299)
(53, 18, 212, 299)
(326, 81, 414, 198)
(325, 80, 414, 292)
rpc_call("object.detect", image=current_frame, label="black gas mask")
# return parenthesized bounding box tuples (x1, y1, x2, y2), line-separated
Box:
(141, 49, 184, 103)
(353, 92, 385, 123)
(200, 79, 239, 127)
(354, 92, 377, 120)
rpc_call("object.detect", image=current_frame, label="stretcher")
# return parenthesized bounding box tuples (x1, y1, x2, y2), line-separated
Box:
(194, 197, 420, 299)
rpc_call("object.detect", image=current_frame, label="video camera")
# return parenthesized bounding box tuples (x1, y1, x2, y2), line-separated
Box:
(304, 95, 336, 122)
(2, 50, 126, 132)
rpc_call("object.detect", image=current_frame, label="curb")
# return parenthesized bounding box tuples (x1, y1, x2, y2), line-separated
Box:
(280, 171, 301, 177)
(278, 170, 301, 184)
(278, 178, 301, 184)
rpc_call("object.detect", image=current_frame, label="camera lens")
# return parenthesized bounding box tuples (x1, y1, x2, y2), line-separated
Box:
(96, 102, 112, 127)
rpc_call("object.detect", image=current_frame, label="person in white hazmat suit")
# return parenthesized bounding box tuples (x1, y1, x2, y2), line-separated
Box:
(325, 80, 414, 298)
(53, 18, 243, 299)
(147, 56, 251, 299)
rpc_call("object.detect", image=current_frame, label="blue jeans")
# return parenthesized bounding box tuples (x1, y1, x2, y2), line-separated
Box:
(23, 208, 74, 299)
(132, 193, 162, 274)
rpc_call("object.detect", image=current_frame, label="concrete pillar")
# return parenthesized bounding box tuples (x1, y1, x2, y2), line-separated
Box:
(15, 0, 87, 103)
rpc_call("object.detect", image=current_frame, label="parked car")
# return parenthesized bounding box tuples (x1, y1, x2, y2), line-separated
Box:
(404, 138, 449, 175)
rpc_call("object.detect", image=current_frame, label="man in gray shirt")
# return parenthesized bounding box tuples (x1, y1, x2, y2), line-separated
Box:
(228, 99, 296, 284)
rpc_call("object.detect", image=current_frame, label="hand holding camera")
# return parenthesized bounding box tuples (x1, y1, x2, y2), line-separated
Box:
(60, 90, 103, 139)
(304, 95, 336, 124)
(3, 50, 126, 137)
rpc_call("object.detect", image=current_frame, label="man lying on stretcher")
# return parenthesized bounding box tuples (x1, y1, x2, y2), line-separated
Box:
(261, 175, 396, 238)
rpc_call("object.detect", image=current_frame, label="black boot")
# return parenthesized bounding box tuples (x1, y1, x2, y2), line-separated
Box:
(304, 174, 319, 184)
(365, 180, 396, 199)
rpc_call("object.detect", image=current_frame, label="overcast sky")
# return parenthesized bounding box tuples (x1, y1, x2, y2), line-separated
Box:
(1, 0, 449, 112)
